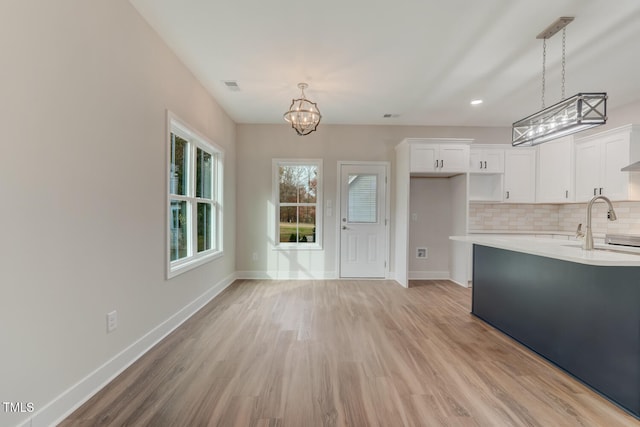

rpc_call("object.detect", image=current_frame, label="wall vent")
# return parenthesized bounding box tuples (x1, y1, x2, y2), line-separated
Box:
(223, 80, 240, 91)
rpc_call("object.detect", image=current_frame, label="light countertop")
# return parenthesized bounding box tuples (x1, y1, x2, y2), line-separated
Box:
(450, 234, 640, 266)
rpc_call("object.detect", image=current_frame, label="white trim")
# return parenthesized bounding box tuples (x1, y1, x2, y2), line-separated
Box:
(389, 270, 409, 288)
(336, 161, 391, 279)
(236, 270, 338, 280)
(167, 110, 224, 279)
(272, 158, 323, 250)
(30, 273, 237, 427)
(449, 278, 471, 288)
(408, 270, 451, 280)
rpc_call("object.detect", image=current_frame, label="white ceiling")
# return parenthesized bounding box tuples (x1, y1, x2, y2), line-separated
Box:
(129, 0, 640, 127)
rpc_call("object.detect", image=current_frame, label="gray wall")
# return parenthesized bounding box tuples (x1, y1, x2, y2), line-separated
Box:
(1, 1, 236, 425)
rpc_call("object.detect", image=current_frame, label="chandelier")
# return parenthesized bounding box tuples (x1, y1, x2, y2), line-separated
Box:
(283, 83, 322, 136)
(512, 17, 607, 147)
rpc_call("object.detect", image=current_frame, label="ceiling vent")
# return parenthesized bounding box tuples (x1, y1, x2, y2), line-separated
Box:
(223, 80, 240, 91)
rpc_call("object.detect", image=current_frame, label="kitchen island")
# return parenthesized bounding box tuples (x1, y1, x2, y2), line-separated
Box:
(451, 235, 640, 418)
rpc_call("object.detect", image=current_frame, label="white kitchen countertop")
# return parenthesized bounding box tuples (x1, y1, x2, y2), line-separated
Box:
(450, 234, 640, 267)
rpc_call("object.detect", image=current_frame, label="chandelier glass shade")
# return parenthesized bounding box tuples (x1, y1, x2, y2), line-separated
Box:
(512, 92, 607, 146)
(283, 83, 322, 136)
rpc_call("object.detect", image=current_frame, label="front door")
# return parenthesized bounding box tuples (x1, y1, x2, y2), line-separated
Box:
(339, 163, 388, 278)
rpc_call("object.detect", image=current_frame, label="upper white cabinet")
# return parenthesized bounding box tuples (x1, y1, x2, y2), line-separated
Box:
(408, 139, 470, 174)
(469, 146, 505, 173)
(504, 148, 536, 203)
(575, 124, 640, 202)
(536, 136, 574, 203)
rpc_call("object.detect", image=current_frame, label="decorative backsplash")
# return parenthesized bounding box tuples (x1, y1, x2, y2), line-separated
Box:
(469, 201, 640, 236)
(468, 203, 559, 232)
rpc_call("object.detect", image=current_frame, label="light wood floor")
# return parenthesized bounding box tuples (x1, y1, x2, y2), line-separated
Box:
(61, 279, 639, 426)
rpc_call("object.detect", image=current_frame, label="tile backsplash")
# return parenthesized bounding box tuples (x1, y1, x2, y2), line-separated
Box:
(470, 201, 640, 236)
(468, 204, 558, 231)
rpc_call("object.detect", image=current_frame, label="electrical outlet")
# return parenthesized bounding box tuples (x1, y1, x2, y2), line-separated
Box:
(107, 310, 117, 333)
(416, 247, 428, 259)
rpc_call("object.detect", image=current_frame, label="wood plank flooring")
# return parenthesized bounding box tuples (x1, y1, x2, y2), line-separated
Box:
(61, 279, 640, 426)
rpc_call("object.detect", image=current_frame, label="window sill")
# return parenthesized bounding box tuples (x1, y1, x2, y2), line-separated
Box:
(273, 244, 323, 251)
(168, 250, 223, 279)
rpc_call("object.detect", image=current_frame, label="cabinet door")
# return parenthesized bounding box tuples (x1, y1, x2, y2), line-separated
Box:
(537, 137, 573, 203)
(469, 149, 483, 172)
(439, 145, 470, 172)
(483, 149, 504, 173)
(575, 140, 602, 202)
(410, 144, 438, 172)
(470, 148, 504, 173)
(411, 144, 438, 172)
(602, 132, 630, 200)
(504, 149, 536, 202)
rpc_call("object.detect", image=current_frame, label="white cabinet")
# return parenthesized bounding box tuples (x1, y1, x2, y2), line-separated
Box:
(536, 136, 574, 203)
(469, 146, 504, 173)
(504, 148, 536, 202)
(395, 138, 472, 288)
(409, 140, 470, 174)
(575, 125, 640, 202)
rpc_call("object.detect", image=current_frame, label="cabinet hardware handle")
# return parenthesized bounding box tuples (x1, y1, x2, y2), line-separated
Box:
(440, 160, 443, 168)
(506, 191, 510, 199)
(435, 160, 438, 169)
(566, 190, 569, 198)
(599, 187, 603, 195)
(479, 161, 483, 169)
(484, 161, 487, 169)
(594, 188, 597, 196)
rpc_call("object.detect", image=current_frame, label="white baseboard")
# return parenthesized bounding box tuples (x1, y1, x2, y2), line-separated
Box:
(408, 270, 450, 280)
(449, 278, 472, 288)
(26, 273, 237, 427)
(236, 270, 338, 280)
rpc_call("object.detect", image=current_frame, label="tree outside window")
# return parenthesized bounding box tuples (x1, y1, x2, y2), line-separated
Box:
(168, 112, 223, 278)
(274, 160, 322, 248)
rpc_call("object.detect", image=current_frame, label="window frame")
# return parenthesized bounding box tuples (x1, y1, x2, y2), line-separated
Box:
(167, 111, 224, 278)
(273, 159, 323, 250)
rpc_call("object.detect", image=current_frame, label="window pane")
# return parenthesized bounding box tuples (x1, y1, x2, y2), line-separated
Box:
(299, 206, 316, 243)
(279, 206, 298, 243)
(197, 203, 212, 252)
(279, 165, 317, 203)
(170, 134, 188, 196)
(170, 200, 189, 261)
(348, 174, 377, 223)
(196, 148, 212, 199)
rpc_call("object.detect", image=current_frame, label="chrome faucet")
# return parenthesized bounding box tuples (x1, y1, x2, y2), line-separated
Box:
(583, 195, 617, 250)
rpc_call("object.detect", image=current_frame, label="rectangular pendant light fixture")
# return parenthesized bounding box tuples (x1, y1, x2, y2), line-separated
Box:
(512, 92, 607, 146)
(512, 17, 608, 146)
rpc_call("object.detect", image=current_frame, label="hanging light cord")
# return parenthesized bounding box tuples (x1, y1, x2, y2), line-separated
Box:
(541, 38, 546, 109)
(541, 27, 568, 108)
(561, 28, 566, 100)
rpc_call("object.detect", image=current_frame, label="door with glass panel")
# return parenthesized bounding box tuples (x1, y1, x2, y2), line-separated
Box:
(339, 163, 388, 278)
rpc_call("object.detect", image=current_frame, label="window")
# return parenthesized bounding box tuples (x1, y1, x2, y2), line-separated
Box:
(273, 159, 322, 248)
(167, 112, 223, 278)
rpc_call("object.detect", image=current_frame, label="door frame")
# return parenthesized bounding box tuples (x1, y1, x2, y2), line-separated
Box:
(336, 161, 391, 279)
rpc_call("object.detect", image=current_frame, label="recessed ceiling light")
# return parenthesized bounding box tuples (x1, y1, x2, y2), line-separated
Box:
(470, 99, 483, 106)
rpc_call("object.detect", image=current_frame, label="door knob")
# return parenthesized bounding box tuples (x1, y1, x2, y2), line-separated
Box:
(342, 226, 347, 230)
